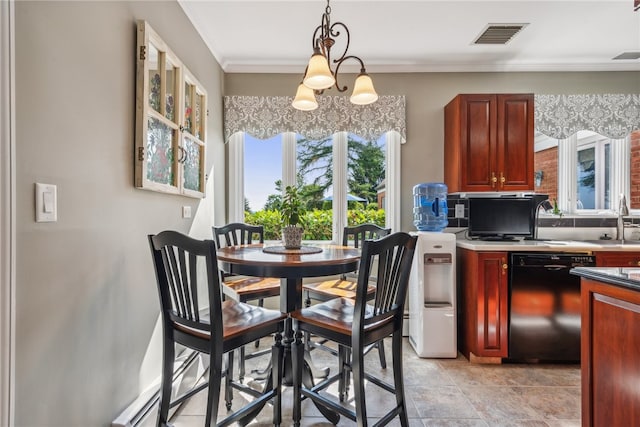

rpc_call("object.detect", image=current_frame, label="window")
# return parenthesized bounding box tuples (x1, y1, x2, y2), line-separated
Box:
(576, 133, 612, 210)
(235, 131, 398, 242)
(534, 130, 629, 214)
(135, 21, 207, 197)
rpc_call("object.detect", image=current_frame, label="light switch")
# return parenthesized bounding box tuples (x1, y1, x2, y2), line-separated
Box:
(35, 183, 57, 222)
(454, 204, 465, 218)
(182, 206, 192, 218)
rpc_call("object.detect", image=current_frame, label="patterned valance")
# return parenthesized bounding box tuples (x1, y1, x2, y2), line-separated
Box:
(223, 95, 406, 142)
(535, 94, 640, 139)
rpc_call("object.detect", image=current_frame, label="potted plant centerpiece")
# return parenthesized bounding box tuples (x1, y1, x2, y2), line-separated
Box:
(281, 185, 305, 249)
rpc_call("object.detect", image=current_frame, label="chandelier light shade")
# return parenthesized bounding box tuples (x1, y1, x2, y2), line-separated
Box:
(292, 83, 319, 111)
(292, 0, 378, 110)
(350, 73, 378, 105)
(303, 50, 335, 90)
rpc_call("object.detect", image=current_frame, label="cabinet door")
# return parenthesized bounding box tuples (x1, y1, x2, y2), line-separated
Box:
(496, 94, 534, 191)
(595, 252, 640, 267)
(459, 95, 497, 191)
(476, 252, 509, 357)
(582, 279, 640, 427)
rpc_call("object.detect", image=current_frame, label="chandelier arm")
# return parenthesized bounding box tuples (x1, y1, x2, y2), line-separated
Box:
(328, 22, 350, 65)
(333, 55, 366, 92)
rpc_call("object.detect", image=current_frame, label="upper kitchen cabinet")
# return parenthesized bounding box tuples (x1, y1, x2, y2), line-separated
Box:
(444, 94, 534, 193)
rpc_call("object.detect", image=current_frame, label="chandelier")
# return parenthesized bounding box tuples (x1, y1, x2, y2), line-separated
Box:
(291, 0, 378, 111)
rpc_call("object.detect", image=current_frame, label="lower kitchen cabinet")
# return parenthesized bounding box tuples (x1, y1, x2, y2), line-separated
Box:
(581, 278, 640, 427)
(457, 249, 509, 362)
(595, 251, 640, 267)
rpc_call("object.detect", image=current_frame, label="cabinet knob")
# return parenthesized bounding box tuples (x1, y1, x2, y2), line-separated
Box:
(500, 172, 506, 187)
(491, 172, 497, 188)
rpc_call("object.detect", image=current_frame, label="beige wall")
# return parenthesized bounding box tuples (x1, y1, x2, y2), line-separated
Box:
(14, 1, 224, 426)
(225, 72, 640, 231)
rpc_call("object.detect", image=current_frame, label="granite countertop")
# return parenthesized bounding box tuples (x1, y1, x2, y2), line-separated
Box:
(456, 238, 640, 252)
(571, 267, 640, 292)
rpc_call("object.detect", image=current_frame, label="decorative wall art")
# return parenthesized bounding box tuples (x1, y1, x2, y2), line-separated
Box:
(135, 20, 207, 198)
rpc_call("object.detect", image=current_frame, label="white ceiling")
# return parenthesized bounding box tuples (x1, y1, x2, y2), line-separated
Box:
(179, 0, 640, 74)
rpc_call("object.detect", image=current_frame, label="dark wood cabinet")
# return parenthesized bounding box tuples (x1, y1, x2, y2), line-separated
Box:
(444, 93, 534, 193)
(458, 249, 509, 362)
(581, 278, 640, 427)
(595, 251, 640, 267)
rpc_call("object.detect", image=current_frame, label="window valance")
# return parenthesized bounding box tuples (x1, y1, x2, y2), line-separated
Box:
(535, 94, 640, 139)
(224, 95, 406, 142)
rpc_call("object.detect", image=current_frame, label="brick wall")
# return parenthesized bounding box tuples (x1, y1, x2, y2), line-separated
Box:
(534, 146, 558, 202)
(631, 130, 640, 209)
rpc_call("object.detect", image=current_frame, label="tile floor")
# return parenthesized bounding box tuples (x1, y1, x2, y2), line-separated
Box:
(143, 338, 581, 427)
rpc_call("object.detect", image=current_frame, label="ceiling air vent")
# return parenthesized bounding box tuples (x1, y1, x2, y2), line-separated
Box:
(474, 24, 528, 45)
(612, 52, 640, 60)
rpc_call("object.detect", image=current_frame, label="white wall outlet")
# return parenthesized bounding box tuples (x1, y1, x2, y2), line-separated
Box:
(182, 206, 192, 218)
(454, 204, 465, 218)
(35, 183, 57, 222)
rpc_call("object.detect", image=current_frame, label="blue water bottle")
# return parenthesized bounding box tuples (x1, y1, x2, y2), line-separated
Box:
(413, 183, 448, 231)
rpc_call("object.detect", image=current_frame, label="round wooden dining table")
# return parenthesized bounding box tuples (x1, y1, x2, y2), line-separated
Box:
(216, 243, 361, 313)
(216, 243, 361, 424)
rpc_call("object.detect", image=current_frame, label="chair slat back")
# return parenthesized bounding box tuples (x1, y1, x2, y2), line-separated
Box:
(149, 231, 223, 334)
(343, 223, 392, 248)
(353, 232, 417, 331)
(213, 223, 265, 249)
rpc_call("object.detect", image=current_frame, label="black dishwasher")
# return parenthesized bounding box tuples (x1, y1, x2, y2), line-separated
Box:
(509, 252, 595, 362)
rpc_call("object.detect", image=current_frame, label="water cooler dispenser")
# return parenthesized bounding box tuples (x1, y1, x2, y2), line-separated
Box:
(408, 231, 457, 358)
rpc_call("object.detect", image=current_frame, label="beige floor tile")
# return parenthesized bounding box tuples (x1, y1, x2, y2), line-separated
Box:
(138, 338, 581, 426)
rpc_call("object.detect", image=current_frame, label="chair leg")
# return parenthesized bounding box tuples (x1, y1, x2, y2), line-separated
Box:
(205, 351, 223, 427)
(304, 291, 311, 308)
(338, 345, 348, 402)
(292, 328, 304, 427)
(352, 344, 367, 427)
(156, 336, 175, 427)
(255, 298, 265, 348)
(225, 351, 234, 411)
(377, 339, 387, 369)
(392, 331, 409, 427)
(239, 346, 246, 382)
(271, 331, 284, 427)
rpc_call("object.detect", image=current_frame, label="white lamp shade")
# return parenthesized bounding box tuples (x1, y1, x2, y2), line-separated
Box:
(303, 53, 335, 90)
(292, 83, 318, 111)
(350, 73, 378, 105)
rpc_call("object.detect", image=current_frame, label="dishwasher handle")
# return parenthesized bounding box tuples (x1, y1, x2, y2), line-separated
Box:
(543, 264, 571, 270)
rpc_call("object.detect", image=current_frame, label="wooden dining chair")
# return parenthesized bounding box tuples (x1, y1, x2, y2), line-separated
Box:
(291, 232, 417, 427)
(148, 230, 286, 427)
(303, 223, 391, 367)
(212, 223, 282, 382)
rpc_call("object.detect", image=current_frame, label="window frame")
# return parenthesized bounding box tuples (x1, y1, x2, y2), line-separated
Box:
(557, 131, 629, 214)
(135, 20, 207, 198)
(229, 131, 401, 243)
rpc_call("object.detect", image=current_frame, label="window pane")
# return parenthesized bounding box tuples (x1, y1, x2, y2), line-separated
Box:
(297, 135, 333, 241)
(148, 44, 161, 113)
(164, 57, 176, 121)
(347, 133, 386, 227)
(604, 143, 611, 210)
(146, 116, 175, 185)
(577, 146, 595, 209)
(182, 136, 202, 192)
(183, 82, 193, 135)
(244, 134, 282, 215)
(194, 93, 203, 140)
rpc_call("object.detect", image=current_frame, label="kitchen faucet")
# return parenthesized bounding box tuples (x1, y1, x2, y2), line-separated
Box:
(534, 199, 554, 240)
(616, 194, 630, 242)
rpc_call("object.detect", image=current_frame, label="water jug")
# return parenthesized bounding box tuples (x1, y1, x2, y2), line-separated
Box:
(413, 183, 448, 231)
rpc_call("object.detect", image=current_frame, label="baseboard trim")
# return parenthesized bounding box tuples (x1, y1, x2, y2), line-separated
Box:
(111, 350, 206, 427)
